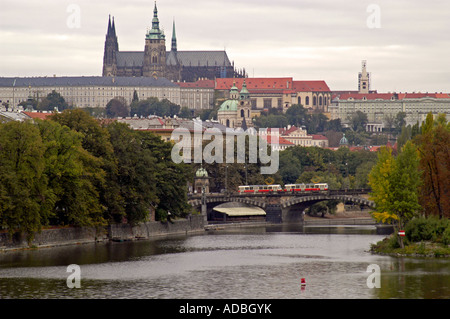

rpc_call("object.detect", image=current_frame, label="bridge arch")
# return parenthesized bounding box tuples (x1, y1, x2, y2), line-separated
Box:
(188, 196, 267, 209)
(281, 194, 375, 209)
(188, 195, 267, 222)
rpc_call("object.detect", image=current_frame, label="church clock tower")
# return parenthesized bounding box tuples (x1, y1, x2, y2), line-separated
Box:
(143, 2, 166, 78)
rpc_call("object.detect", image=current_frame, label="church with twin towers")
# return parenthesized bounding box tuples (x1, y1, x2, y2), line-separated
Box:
(102, 2, 246, 82)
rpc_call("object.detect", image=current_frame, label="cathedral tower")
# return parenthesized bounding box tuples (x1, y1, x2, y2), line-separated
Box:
(143, 2, 166, 77)
(102, 15, 119, 76)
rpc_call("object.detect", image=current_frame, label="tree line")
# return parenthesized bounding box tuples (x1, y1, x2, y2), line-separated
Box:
(104, 95, 193, 119)
(368, 112, 449, 248)
(0, 110, 191, 242)
(199, 143, 378, 192)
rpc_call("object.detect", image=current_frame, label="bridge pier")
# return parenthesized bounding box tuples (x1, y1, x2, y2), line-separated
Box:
(265, 204, 283, 223)
(201, 193, 208, 225)
(281, 206, 305, 223)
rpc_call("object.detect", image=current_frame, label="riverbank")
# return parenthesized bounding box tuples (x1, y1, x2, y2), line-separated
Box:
(370, 234, 450, 258)
(369, 216, 450, 258)
(0, 215, 205, 252)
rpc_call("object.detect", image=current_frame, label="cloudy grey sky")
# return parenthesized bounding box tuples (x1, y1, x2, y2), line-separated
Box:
(1, 0, 449, 92)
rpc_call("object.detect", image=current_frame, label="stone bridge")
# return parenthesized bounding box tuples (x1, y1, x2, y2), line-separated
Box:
(188, 189, 374, 223)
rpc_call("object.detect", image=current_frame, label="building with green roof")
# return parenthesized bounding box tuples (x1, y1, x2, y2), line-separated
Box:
(217, 80, 253, 129)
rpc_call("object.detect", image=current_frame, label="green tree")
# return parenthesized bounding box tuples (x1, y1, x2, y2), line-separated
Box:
(296, 170, 342, 190)
(50, 109, 123, 223)
(18, 97, 38, 111)
(350, 111, 368, 132)
(345, 129, 370, 146)
(285, 104, 310, 127)
(0, 121, 47, 242)
(397, 125, 412, 151)
(369, 142, 421, 248)
(131, 97, 159, 117)
(354, 161, 377, 189)
(198, 105, 219, 121)
(83, 107, 106, 118)
(107, 122, 159, 224)
(139, 131, 191, 220)
(106, 97, 130, 118)
(394, 112, 407, 135)
(370, 134, 388, 146)
(307, 112, 328, 134)
(179, 106, 193, 119)
(38, 90, 70, 111)
(253, 113, 288, 128)
(131, 98, 180, 118)
(324, 119, 343, 132)
(132, 90, 139, 103)
(36, 119, 105, 227)
(279, 150, 302, 184)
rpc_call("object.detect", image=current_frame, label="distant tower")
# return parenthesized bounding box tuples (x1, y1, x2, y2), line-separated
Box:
(194, 167, 210, 194)
(143, 2, 166, 78)
(237, 80, 253, 129)
(166, 19, 182, 81)
(358, 60, 370, 94)
(102, 15, 119, 76)
(171, 20, 177, 52)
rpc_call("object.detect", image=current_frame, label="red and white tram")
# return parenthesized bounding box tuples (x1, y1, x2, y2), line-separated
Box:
(238, 183, 328, 194)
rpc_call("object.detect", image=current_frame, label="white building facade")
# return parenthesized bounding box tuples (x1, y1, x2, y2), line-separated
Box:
(333, 92, 450, 128)
(0, 76, 215, 111)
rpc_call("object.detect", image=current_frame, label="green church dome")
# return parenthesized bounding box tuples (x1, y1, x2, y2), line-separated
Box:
(218, 99, 238, 112)
(339, 133, 349, 145)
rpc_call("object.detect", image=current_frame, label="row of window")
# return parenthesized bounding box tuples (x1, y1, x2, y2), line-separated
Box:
(297, 96, 328, 106)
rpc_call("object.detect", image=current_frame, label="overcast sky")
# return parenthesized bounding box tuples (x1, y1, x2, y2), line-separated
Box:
(1, 0, 449, 92)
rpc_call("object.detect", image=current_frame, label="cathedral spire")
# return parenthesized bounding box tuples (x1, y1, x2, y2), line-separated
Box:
(107, 15, 112, 36)
(111, 16, 116, 37)
(152, 1, 159, 29)
(171, 19, 177, 51)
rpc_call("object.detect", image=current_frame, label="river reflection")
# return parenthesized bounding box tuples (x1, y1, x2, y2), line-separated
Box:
(0, 224, 449, 299)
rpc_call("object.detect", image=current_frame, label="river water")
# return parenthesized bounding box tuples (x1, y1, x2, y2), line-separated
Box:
(0, 224, 449, 299)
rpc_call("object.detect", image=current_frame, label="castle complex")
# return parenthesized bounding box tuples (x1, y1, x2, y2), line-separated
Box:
(102, 3, 245, 82)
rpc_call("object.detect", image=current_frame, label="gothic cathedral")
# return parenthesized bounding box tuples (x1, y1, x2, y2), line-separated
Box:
(102, 3, 246, 82)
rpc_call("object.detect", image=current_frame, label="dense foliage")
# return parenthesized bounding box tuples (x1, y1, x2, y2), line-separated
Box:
(0, 110, 191, 241)
(369, 112, 449, 253)
(371, 216, 450, 256)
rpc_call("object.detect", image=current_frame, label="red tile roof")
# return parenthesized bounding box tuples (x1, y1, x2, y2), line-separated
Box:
(215, 78, 331, 94)
(215, 78, 293, 91)
(260, 135, 294, 145)
(280, 125, 300, 135)
(23, 111, 53, 119)
(293, 80, 330, 92)
(311, 134, 328, 140)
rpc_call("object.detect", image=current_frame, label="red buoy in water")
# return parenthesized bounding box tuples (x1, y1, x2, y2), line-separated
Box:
(300, 278, 306, 285)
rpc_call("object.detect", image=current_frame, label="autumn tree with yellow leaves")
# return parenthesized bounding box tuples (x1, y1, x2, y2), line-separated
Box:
(368, 141, 421, 248)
